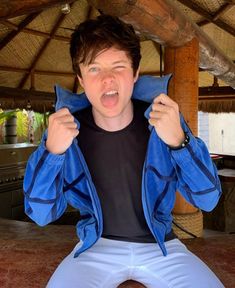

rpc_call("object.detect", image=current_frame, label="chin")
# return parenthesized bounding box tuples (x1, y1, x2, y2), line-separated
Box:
(94, 101, 130, 119)
(102, 110, 121, 119)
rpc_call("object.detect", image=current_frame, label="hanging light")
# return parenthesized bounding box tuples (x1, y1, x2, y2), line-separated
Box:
(61, 3, 71, 14)
(26, 100, 31, 110)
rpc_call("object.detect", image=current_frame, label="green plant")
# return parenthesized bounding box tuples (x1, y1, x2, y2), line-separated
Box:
(16, 110, 29, 139)
(32, 112, 49, 143)
(0, 109, 29, 142)
(0, 109, 19, 125)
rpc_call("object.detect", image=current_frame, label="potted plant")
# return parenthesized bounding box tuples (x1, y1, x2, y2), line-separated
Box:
(0, 109, 28, 144)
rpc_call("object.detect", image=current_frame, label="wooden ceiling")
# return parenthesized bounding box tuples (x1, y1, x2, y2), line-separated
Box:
(0, 0, 235, 112)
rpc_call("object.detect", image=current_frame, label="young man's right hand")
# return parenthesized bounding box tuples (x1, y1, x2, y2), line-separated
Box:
(46, 108, 79, 155)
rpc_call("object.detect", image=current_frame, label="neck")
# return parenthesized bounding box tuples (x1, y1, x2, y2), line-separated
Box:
(92, 101, 133, 132)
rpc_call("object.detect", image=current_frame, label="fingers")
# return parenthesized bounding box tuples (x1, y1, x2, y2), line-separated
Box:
(48, 108, 78, 132)
(54, 107, 71, 116)
(65, 123, 79, 138)
(52, 114, 75, 125)
(149, 110, 165, 120)
(151, 103, 168, 113)
(49, 108, 75, 123)
(46, 108, 79, 154)
(148, 117, 158, 128)
(63, 122, 78, 129)
(148, 94, 185, 147)
(153, 94, 179, 110)
(64, 126, 79, 138)
(150, 94, 179, 119)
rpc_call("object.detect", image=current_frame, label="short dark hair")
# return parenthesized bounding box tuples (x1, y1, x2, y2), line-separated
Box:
(70, 14, 141, 77)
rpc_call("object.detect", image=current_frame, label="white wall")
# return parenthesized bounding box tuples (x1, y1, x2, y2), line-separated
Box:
(198, 111, 209, 148)
(208, 113, 235, 154)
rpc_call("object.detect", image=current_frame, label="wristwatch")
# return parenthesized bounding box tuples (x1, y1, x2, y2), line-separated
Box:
(169, 132, 190, 150)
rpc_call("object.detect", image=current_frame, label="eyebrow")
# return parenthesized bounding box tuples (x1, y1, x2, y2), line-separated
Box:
(89, 60, 129, 65)
(112, 60, 129, 64)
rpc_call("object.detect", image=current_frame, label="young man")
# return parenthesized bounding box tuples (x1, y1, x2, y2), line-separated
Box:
(24, 15, 224, 288)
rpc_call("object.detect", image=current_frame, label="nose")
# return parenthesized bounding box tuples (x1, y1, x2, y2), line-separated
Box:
(101, 70, 115, 85)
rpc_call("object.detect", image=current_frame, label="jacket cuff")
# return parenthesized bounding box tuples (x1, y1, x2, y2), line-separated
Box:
(169, 134, 198, 165)
(38, 140, 65, 165)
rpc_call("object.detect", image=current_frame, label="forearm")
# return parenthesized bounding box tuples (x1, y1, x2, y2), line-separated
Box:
(23, 134, 67, 226)
(170, 118, 222, 211)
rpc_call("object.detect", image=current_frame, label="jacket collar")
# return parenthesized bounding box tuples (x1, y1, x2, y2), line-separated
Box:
(54, 74, 171, 119)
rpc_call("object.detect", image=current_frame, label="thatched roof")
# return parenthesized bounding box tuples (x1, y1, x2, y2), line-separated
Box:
(199, 85, 235, 113)
(0, 0, 235, 113)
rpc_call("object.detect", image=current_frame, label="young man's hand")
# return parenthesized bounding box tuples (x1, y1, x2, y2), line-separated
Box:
(149, 94, 185, 148)
(46, 108, 79, 155)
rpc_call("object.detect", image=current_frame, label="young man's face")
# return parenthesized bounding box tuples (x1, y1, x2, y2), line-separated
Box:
(77, 47, 139, 122)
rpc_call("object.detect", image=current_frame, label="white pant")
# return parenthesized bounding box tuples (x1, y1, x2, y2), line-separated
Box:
(47, 238, 224, 288)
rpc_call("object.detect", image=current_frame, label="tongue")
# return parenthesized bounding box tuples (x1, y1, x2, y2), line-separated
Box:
(101, 93, 118, 108)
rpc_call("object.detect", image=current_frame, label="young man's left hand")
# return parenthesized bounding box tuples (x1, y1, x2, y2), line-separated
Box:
(149, 93, 185, 148)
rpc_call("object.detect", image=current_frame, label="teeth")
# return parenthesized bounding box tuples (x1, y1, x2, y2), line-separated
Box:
(104, 90, 118, 96)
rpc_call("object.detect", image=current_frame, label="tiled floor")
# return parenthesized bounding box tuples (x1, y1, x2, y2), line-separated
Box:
(0, 218, 234, 288)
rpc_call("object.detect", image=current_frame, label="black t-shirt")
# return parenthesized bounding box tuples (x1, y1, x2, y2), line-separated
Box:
(75, 100, 175, 243)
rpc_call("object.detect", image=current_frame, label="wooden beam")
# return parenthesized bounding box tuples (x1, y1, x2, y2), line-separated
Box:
(198, 85, 235, 113)
(0, 86, 55, 101)
(0, 86, 55, 112)
(88, 0, 235, 88)
(152, 42, 163, 76)
(0, 20, 70, 41)
(199, 86, 235, 101)
(178, 0, 235, 37)
(30, 70, 35, 90)
(0, 0, 75, 20)
(86, 5, 93, 20)
(152, 42, 161, 56)
(23, 28, 70, 41)
(0, 66, 30, 73)
(0, 13, 40, 51)
(210, 3, 234, 21)
(0, 65, 77, 77)
(18, 6, 72, 89)
(224, 0, 235, 5)
(0, 19, 18, 30)
(197, 19, 235, 36)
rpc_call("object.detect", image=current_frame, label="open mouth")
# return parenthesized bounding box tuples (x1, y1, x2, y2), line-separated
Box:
(101, 90, 119, 108)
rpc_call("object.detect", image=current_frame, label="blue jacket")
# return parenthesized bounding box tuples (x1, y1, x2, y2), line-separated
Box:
(23, 75, 221, 257)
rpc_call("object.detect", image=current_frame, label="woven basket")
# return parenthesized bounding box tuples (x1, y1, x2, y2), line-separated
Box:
(172, 210, 203, 239)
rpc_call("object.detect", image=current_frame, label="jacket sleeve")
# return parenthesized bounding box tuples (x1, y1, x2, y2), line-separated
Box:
(169, 115, 222, 212)
(23, 131, 67, 226)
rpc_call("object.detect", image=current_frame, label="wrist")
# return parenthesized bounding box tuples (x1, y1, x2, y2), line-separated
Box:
(168, 132, 190, 150)
(46, 141, 63, 155)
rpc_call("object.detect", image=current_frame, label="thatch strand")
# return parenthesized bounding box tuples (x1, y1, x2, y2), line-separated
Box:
(199, 100, 235, 113)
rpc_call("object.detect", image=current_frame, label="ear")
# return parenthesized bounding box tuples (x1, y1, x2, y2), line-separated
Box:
(134, 67, 140, 83)
(77, 75, 84, 88)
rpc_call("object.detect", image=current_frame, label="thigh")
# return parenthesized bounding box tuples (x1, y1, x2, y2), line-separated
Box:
(46, 238, 130, 288)
(133, 239, 224, 288)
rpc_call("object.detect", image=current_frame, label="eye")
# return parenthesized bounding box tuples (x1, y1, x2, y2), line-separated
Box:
(88, 66, 100, 73)
(114, 65, 126, 71)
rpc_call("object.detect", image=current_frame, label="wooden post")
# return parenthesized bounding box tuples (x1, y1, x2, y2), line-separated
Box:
(164, 38, 202, 237)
